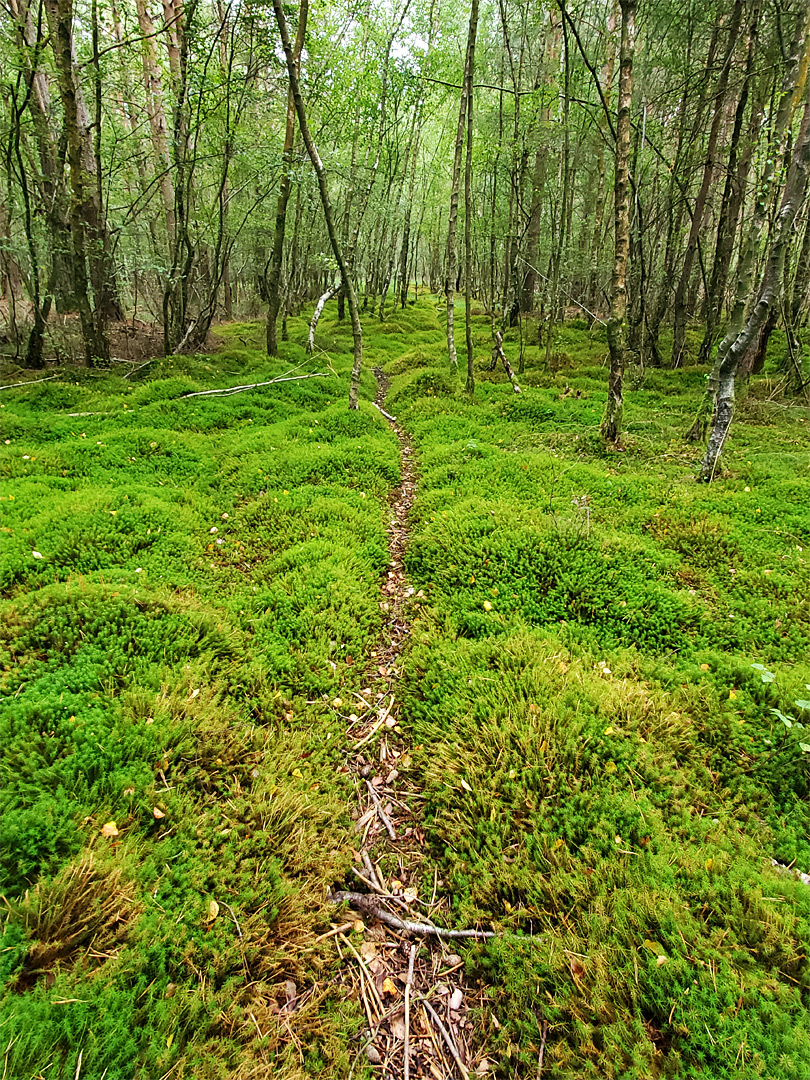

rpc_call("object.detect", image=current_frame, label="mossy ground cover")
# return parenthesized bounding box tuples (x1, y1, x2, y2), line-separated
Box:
(385, 303, 810, 1078)
(0, 315, 401, 1078)
(1, 298, 809, 1078)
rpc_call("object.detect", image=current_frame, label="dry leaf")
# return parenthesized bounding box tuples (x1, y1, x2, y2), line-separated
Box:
(153, 806, 166, 819)
(206, 899, 220, 922)
(450, 988, 464, 1010)
(656, 954, 668, 966)
(390, 1013, 406, 1040)
(403, 886, 418, 903)
(101, 821, 119, 838)
(360, 941, 377, 962)
(460, 778, 473, 793)
(382, 977, 398, 996)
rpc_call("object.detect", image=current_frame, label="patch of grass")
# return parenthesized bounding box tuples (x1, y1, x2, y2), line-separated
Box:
(0, 312, 398, 1077)
(2, 298, 808, 1078)
(388, 305, 810, 1078)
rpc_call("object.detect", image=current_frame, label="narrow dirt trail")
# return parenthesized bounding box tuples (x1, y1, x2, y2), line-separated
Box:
(325, 369, 492, 1079)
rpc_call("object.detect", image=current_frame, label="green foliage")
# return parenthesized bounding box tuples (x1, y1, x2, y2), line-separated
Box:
(387, 303, 810, 1078)
(0, 319, 396, 1077)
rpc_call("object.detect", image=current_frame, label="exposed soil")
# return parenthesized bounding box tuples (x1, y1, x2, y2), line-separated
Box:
(326, 368, 492, 1078)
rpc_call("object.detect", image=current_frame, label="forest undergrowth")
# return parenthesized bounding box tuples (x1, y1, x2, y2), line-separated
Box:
(1, 297, 809, 1079)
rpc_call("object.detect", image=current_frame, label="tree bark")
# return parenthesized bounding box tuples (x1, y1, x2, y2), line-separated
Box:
(44, 0, 110, 363)
(445, 0, 478, 368)
(671, 0, 743, 367)
(266, 0, 307, 354)
(699, 89, 810, 480)
(601, 0, 634, 443)
(271, 0, 363, 408)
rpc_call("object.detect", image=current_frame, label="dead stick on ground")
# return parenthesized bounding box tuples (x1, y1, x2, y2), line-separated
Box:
(0, 374, 58, 391)
(366, 781, 397, 840)
(404, 943, 417, 1080)
(537, 1019, 548, 1079)
(418, 996, 469, 1080)
(372, 400, 397, 422)
(354, 696, 394, 749)
(330, 892, 497, 940)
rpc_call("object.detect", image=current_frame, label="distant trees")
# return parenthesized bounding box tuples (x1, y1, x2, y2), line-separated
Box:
(1, 0, 809, 465)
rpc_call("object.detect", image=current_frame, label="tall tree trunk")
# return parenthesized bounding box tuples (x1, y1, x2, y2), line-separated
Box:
(521, 9, 563, 314)
(135, 0, 176, 247)
(698, 2, 761, 366)
(44, 0, 110, 363)
(671, 0, 743, 367)
(600, 0, 634, 443)
(271, 0, 363, 408)
(266, 0, 307, 354)
(699, 88, 810, 480)
(445, 0, 478, 368)
(464, 8, 476, 395)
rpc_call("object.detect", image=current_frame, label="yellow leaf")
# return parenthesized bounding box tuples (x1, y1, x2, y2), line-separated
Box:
(382, 977, 398, 996)
(729, 689, 737, 700)
(101, 821, 119, 838)
(700, 663, 709, 671)
(603, 726, 615, 736)
(705, 858, 714, 872)
(292, 768, 303, 779)
(483, 600, 493, 611)
(553, 838, 564, 850)
(206, 899, 220, 922)
(642, 939, 664, 956)
(605, 761, 617, 774)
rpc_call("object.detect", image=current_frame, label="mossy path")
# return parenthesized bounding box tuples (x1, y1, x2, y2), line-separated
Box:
(327, 364, 492, 1078)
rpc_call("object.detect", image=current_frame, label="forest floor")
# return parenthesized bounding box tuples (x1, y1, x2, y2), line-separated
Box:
(1, 298, 809, 1080)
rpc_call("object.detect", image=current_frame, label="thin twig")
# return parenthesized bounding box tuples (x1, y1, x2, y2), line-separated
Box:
(537, 1017, 548, 1079)
(404, 944, 417, 1080)
(182, 372, 331, 398)
(330, 892, 496, 940)
(0, 373, 58, 391)
(418, 996, 469, 1079)
(366, 781, 397, 840)
(372, 400, 397, 422)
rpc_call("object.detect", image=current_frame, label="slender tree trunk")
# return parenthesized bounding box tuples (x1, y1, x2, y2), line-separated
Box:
(464, 10, 476, 395)
(698, 2, 761, 366)
(445, 0, 478, 368)
(699, 89, 810, 480)
(271, 0, 363, 407)
(135, 0, 175, 247)
(266, 0, 307, 354)
(44, 0, 109, 363)
(671, 0, 743, 367)
(601, 0, 634, 443)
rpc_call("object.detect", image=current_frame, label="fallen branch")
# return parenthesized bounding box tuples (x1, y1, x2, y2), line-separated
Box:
(418, 995, 469, 1079)
(492, 330, 521, 394)
(366, 780, 397, 840)
(307, 282, 341, 354)
(330, 891, 496, 940)
(404, 943, 417, 1080)
(0, 374, 58, 391)
(182, 372, 331, 398)
(173, 320, 197, 355)
(372, 400, 397, 422)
